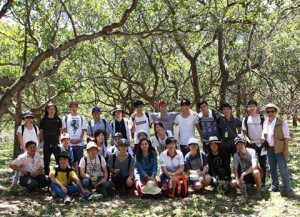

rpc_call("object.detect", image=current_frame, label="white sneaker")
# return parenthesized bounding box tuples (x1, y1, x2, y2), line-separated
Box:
(63, 196, 71, 204)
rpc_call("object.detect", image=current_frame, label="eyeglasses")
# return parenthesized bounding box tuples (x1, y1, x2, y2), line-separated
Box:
(25, 116, 34, 119)
(266, 110, 276, 114)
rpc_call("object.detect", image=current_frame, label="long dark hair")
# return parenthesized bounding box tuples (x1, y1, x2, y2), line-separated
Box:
(43, 102, 59, 117)
(94, 129, 108, 147)
(136, 138, 154, 163)
(154, 121, 165, 135)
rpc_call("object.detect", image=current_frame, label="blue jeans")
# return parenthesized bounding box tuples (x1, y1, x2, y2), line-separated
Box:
(82, 177, 111, 190)
(267, 148, 290, 192)
(50, 182, 82, 199)
(12, 149, 24, 183)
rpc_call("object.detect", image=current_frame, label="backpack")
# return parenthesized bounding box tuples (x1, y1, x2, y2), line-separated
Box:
(21, 124, 38, 136)
(112, 153, 132, 171)
(84, 155, 104, 174)
(88, 119, 108, 147)
(145, 112, 151, 128)
(64, 115, 83, 131)
(244, 114, 265, 137)
(168, 174, 188, 198)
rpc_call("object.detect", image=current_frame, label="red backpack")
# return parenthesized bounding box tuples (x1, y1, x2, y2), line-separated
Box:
(168, 174, 188, 198)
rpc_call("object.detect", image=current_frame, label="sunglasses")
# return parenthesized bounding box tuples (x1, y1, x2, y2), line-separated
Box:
(25, 116, 34, 119)
(266, 110, 276, 114)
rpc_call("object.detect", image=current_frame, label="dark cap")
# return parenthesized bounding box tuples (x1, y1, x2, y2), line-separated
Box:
(180, 99, 191, 106)
(166, 137, 177, 145)
(58, 151, 70, 160)
(134, 100, 144, 108)
(69, 101, 79, 107)
(112, 105, 123, 115)
(92, 106, 102, 113)
(234, 136, 245, 145)
(25, 140, 37, 148)
(118, 138, 130, 146)
(22, 110, 35, 120)
(113, 132, 123, 138)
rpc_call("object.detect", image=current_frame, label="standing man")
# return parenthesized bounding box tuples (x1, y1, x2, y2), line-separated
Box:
(197, 101, 222, 153)
(110, 105, 131, 144)
(242, 100, 267, 186)
(87, 106, 110, 139)
(129, 100, 152, 145)
(262, 103, 291, 197)
(150, 100, 179, 133)
(62, 101, 87, 174)
(218, 102, 242, 169)
(174, 99, 200, 157)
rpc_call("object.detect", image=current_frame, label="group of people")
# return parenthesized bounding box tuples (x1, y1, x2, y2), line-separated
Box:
(9, 98, 291, 204)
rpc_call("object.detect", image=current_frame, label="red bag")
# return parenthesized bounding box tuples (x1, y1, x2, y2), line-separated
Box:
(168, 174, 188, 198)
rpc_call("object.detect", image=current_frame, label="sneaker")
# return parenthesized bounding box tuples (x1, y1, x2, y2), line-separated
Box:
(281, 191, 290, 198)
(268, 187, 279, 192)
(84, 192, 93, 200)
(63, 196, 71, 204)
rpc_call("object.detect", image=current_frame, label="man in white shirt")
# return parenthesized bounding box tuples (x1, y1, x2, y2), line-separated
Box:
(9, 141, 49, 192)
(62, 101, 87, 174)
(174, 99, 200, 156)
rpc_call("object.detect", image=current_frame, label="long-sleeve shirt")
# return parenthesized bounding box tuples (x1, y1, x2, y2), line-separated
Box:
(135, 150, 157, 181)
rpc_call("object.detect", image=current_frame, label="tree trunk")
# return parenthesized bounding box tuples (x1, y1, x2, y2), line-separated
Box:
(292, 114, 298, 127)
(13, 92, 22, 159)
(190, 60, 201, 104)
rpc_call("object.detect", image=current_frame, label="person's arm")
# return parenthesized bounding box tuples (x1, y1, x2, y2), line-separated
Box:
(79, 166, 90, 179)
(30, 166, 44, 177)
(99, 165, 108, 184)
(135, 157, 148, 179)
(195, 124, 202, 138)
(9, 164, 29, 176)
(39, 129, 44, 143)
(17, 131, 24, 150)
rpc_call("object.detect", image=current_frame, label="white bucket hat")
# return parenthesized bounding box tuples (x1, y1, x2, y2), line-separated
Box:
(264, 103, 280, 113)
(189, 174, 200, 181)
(141, 181, 161, 195)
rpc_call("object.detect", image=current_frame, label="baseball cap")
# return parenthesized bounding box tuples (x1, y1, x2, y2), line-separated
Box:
(188, 138, 199, 145)
(118, 138, 130, 146)
(113, 132, 123, 138)
(234, 136, 245, 145)
(157, 100, 167, 108)
(92, 106, 102, 113)
(58, 151, 70, 160)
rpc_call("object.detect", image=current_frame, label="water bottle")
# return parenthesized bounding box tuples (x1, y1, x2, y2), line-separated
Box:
(169, 179, 173, 189)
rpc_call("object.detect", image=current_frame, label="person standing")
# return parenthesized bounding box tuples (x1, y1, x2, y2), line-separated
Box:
(174, 99, 200, 157)
(87, 106, 110, 139)
(110, 105, 131, 144)
(150, 100, 179, 133)
(262, 103, 291, 197)
(39, 103, 62, 175)
(62, 101, 87, 174)
(242, 100, 267, 186)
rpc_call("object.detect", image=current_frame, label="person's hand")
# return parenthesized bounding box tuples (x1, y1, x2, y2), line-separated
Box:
(91, 181, 98, 187)
(20, 170, 29, 176)
(283, 150, 289, 159)
(114, 169, 120, 173)
(149, 175, 156, 181)
(82, 189, 90, 194)
(99, 178, 107, 185)
(170, 174, 178, 182)
(30, 171, 39, 177)
(126, 177, 133, 186)
(61, 186, 67, 193)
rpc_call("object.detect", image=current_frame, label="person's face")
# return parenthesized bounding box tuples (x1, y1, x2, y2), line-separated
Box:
(118, 145, 128, 153)
(87, 147, 98, 158)
(62, 138, 70, 147)
(96, 133, 105, 143)
(47, 106, 56, 116)
(209, 142, 219, 153)
(114, 137, 120, 146)
(155, 124, 164, 133)
(138, 133, 147, 140)
(236, 142, 245, 152)
(59, 157, 69, 167)
(24, 116, 33, 123)
(166, 141, 176, 151)
(140, 140, 149, 152)
(70, 105, 78, 113)
(188, 143, 198, 151)
(181, 104, 190, 112)
(266, 108, 277, 118)
(115, 110, 123, 118)
(92, 111, 101, 120)
(199, 104, 208, 113)
(222, 107, 231, 116)
(26, 144, 37, 156)
(159, 105, 167, 113)
(135, 105, 143, 112)
(247, 104, 257, 114)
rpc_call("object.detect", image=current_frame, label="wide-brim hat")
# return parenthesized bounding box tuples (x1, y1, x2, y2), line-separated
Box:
(112, 105, 123, 115)
(264, 103, 280, 113)
(189, 174, 200, 181)
(86, 141, 100, 151)
(22, 110, 35, 120)
(58, 151, 70, 160)
(141, 181, 161, 195)
(208, 136, 221, 144)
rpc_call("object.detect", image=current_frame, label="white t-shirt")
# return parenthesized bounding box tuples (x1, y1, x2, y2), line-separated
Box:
(160, 150, 184, 173)
(62, 114, 87, 146)
(79, 155, 106, 177)
(17, 125, 40, 147)
(129, 112, 151, 143)
(153, 130, 173, 147)
(11, 152, 44, 173)
(174, 113, 199, 145)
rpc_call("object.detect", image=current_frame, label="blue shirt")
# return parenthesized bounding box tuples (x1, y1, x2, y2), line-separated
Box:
(135, 150, 157, 181)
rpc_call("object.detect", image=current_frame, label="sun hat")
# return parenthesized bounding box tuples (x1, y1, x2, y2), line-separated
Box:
(61, 133, 70, 141)
(208, 136, 221, 144)
(141, 181, 161, 195)
(112, 105, 123, 115)
(264, 103, 280, 113)
(22, 111, 35, 120)
(189, 174, 200, 181)
(86, 141, 100, 151)
(188, 138, 199, 145)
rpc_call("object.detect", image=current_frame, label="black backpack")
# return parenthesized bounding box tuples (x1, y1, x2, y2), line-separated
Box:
(244, 114, 265, 138)
(21, 124, 38, 136)
(112, 153, 132, 171)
